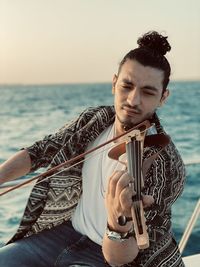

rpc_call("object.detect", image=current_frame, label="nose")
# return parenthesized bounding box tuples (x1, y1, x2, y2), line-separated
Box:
(127, 88, 141, 107)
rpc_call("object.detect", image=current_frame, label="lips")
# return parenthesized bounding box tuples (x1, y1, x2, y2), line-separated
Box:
(122, 106, 141, 115)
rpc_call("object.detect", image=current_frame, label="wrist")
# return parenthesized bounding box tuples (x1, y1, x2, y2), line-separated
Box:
(106, 222, 135, 242)
(107, 221, 132, 233)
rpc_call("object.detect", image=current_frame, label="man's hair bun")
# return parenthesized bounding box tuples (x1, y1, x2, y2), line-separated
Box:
(137, 31, 171, 56)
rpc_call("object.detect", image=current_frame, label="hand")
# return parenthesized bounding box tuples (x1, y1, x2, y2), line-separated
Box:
(105, 170, 154, 232)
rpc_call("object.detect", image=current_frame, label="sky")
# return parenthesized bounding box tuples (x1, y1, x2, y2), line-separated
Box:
(0, 0, 200, 84)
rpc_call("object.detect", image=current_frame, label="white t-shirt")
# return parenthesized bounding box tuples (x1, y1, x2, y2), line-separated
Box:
(71, 123, 125, 245)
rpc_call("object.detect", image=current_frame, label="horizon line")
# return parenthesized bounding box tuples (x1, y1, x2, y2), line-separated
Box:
(0, 79, 200, 87)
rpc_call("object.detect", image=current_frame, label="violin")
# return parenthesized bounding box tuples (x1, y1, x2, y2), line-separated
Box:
(108, 120, 170, 249)
(126, 131, 149, 249)
(108, 121, 151, 249)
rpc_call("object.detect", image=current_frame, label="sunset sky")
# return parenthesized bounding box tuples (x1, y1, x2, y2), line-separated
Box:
(1, 0, 200, 84)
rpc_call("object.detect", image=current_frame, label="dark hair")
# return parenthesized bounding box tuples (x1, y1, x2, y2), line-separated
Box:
(118, 31, 171, 91)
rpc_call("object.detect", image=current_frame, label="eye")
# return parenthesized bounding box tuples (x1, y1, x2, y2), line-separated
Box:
(143, 90, 156, 96)
(121, 84, 132, 91)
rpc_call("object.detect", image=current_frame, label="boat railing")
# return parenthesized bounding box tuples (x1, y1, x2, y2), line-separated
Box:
(179, 198, 200, 254)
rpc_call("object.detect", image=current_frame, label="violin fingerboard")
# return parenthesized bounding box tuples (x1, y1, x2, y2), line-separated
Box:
(126, 139, 142, 201)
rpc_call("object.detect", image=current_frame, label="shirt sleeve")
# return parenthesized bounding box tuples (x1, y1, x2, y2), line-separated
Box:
(22, 106, 99, 173)
(22, 118, 78, 172)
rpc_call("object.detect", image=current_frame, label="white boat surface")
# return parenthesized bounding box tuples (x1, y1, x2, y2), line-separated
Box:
(183, 254, 200, 267)
(181, 199, 200, 267)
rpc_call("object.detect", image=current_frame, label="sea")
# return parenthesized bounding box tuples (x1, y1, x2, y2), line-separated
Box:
(0, 82, 199, 257)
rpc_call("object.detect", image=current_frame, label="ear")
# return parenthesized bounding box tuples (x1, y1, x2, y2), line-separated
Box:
(112, 74, 118, 94)
(159, 89, 170, 107)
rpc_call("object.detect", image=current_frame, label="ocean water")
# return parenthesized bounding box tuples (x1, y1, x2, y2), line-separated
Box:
(0, 82, 199, 256)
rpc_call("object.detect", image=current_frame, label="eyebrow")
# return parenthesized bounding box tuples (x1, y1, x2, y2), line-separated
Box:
(122, 79, 159, 92)
(122, 79, 134, 86)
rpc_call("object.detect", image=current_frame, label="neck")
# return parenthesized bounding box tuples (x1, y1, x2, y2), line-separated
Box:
(114, 121, 127, 137)
(114, 118, 136, 137)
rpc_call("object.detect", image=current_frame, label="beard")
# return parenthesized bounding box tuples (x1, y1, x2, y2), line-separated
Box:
(116, 110, 156, 131)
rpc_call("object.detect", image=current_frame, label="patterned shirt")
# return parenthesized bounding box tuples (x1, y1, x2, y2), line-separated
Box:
(8, 106, 186, 266)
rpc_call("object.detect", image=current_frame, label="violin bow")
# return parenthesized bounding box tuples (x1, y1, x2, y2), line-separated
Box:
(0, 120, 151, 197)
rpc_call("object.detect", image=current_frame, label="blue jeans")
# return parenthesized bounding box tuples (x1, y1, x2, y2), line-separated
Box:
(0, 221, 107, 267)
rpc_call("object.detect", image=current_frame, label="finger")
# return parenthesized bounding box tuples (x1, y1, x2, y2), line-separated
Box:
(107, 170, 125, 198)
(119, 187, 134, 212)
(142, 195, 154, 208)
(115, 172, 134, 198)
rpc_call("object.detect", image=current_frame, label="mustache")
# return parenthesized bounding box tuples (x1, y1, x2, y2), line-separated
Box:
(122, 104, 142, 114)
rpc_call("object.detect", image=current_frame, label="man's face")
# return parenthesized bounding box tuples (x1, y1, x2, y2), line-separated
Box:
(112, 59, 169, 134)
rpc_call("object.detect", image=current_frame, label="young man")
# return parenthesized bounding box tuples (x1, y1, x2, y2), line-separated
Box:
(0, 31, 185, 266)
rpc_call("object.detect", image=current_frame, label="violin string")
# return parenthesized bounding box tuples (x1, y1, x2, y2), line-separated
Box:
(130, 139, 143, 233)
(134, 142, 139, 228)
(137, 141, 143, 231)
